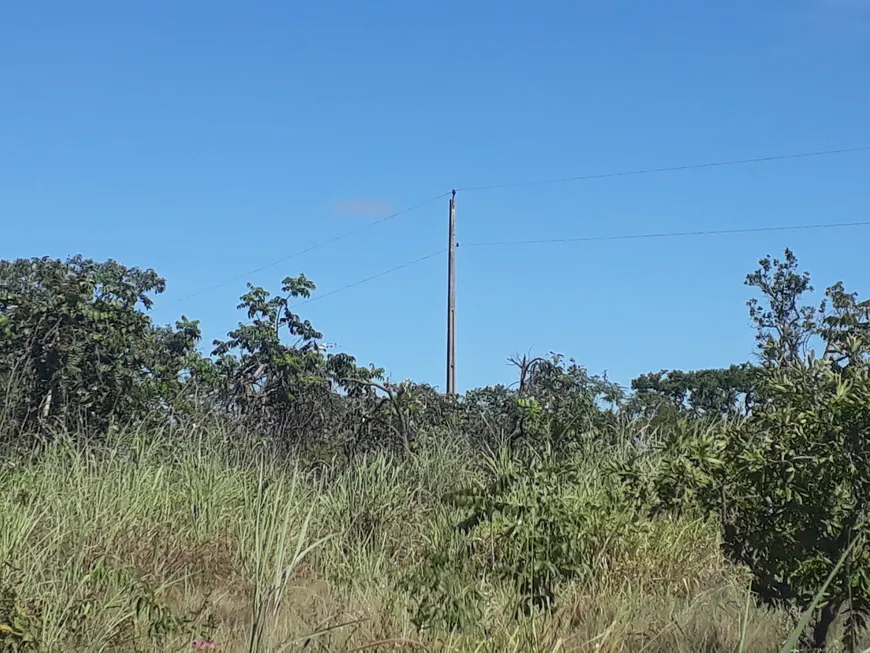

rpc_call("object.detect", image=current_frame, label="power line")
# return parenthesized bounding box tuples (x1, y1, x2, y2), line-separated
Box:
(196, 248, 447, 346)
(455, 145, 870, 193)
(191, 218, 869, 348)
(463, 220, 870, 248)
(291, 248, 446, 308)
(266, 221, 870, 311)
(150, 143, 870, 315)
(150, 191, 451, 313)
(183, 220, 870, 329)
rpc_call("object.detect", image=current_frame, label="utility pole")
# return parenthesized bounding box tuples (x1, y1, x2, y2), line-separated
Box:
(446, 189, 457, 396)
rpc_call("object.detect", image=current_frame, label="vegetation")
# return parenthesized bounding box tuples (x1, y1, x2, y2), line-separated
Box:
(1, 249, 869, 652)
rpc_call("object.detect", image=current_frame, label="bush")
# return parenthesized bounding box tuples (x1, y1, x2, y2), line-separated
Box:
(618, 250, 870, 650)
(0, 256, 200, 436)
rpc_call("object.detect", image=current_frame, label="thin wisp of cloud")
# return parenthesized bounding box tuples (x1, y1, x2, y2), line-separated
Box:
(331, 199, 395, 218)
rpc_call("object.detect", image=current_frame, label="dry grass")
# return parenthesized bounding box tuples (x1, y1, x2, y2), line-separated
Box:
(0, 425, 844, 652)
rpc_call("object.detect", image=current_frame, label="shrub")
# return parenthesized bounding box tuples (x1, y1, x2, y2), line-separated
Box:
(618, 250, 870, 650)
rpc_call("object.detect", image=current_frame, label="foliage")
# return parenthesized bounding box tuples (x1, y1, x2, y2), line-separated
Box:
(205, 275, 367, 435)
(6, 246, 870, 650)
(0, 256, 464, 451)
(0, 256, 200, 435)
(619, 250, 870, 650)
(402, 517, 484, 633)
(461, 353, 624, 451)
(0, 571, 38, 652)
(4, 426, 803, 652)
(409, 357, 632, 625)
(448, 448, 627, 616)
(630, 363, 759, 421)
(745, 247, 819, 367)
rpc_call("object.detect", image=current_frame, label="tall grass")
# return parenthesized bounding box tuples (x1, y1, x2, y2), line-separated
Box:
(0, 424, 837, 652)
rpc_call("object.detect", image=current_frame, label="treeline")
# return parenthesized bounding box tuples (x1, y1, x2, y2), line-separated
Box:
(2, 249, 869, 649)
(0, 254, 757, 450)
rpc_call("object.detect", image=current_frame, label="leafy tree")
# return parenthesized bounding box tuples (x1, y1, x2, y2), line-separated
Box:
(0, 257, 417, 451)
(0, 256, 200, 434)
(619, 250, 870, 650)
(630, 363, 759, 420)
(745, 247, 819, 367)
(461, 353, 624, 451)
(210, 274, 324, 416)
(205, 274, 383, 443)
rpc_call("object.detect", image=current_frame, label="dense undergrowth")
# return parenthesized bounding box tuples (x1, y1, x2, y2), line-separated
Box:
(2, 426, 795, 652)
(3, 249, 870, 651)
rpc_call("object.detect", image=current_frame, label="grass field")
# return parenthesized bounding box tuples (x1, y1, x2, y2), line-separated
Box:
(1, 424, 861, 652)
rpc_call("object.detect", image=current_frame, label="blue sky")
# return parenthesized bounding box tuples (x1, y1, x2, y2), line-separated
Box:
(2, 1, 869, 392)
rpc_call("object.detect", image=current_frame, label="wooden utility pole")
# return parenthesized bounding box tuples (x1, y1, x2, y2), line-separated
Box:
(446, 189, 457, 396)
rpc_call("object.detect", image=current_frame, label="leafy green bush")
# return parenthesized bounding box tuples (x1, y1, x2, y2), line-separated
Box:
(408, 382, 635, 627)
(461, 353, 624, 452)
(0, 256, 200, 435)
(618, 250, 870, 650)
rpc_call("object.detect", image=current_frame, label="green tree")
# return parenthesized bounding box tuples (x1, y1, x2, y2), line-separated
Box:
(0, 255, 200, 434)
(745, 247, 821, 367)
(620, 249, 870, 650)
(206, 274, 383, 443)
(461, 353, 624, 451)
(630, 363, 758, 420)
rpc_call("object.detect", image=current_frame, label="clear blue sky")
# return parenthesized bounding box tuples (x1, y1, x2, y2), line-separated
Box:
(3, 1, 869, 392)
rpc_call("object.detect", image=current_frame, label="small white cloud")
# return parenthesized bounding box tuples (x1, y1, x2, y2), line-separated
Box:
(331, 199, 395, 218)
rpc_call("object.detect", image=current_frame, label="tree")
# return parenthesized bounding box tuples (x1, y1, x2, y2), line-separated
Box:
(0, 255, 200, 434)
(460, 353, 624, 451)
(630, 364, 758, 419)
(745, 247, 819, 367)
(621, 250, 870, 650)
(206, 274, 383, 443)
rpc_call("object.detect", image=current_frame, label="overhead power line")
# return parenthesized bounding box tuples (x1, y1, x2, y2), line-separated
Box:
(463, 220, 870, 248)
(198, 248, 446, 347)
(276, 220, 870, 312)
(190, 217, 869, 349)
(455, 145, 870, 193)
(291, 248, 446, 308)
(150, 191, 451, 313)
(188, 219, 870, 325)
(150, 143, 869, 316)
